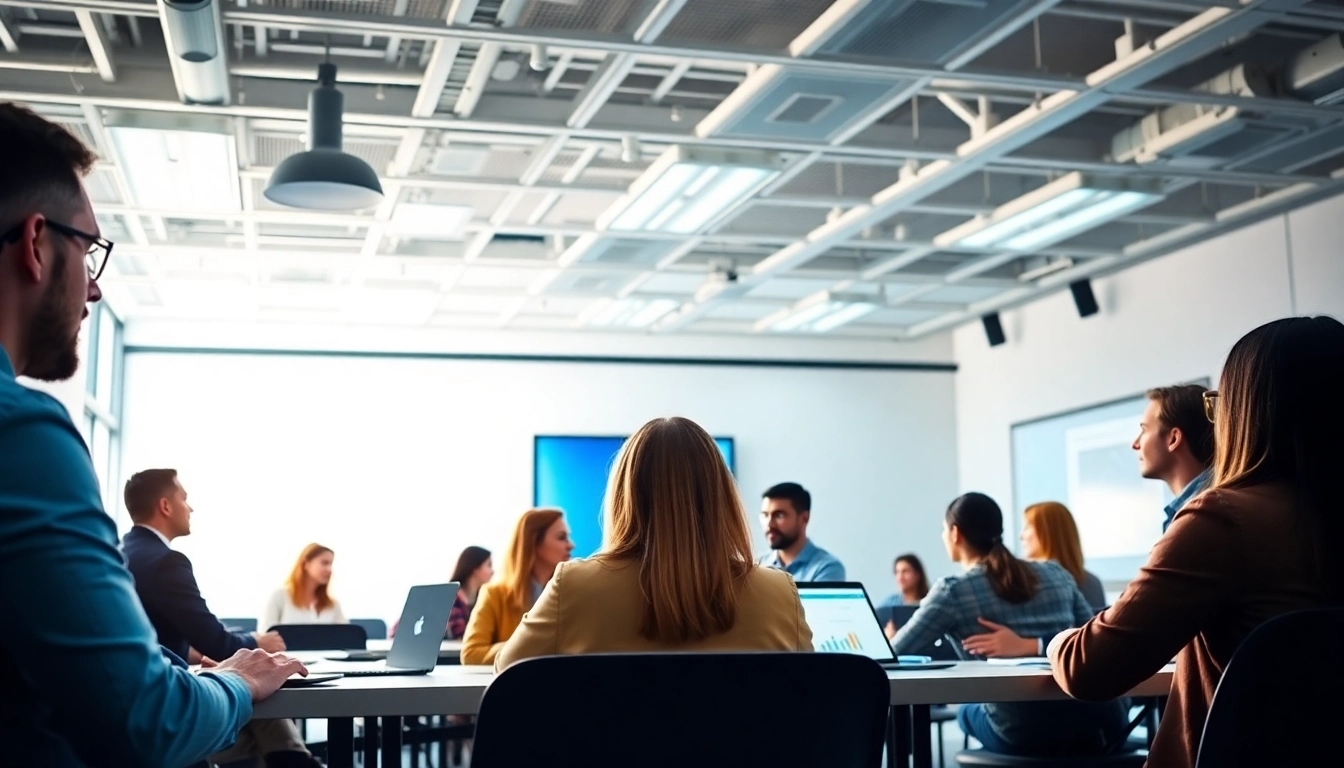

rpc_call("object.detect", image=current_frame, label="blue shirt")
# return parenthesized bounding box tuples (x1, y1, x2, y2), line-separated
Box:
(1163, 468, 1213, 532)
(760, 539, 845, 582)
(893, 561, 1122, 745)
(0, 349, 252, 767)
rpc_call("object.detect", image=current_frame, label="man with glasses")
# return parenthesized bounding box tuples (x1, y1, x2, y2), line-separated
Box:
(0, 102, 306, 766)
(1132, 384, 1215, 532)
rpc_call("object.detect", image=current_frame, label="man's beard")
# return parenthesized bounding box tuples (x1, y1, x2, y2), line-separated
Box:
(769, 531, 798, 551)
(24, 255, 81, 382)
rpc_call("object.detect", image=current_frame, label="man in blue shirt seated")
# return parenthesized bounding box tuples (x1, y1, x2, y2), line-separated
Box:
(758, 482, 845, 582)
(0, 101, 307, 767)
(122, 468, 322, 768)
(1132, 384, 1215, 532)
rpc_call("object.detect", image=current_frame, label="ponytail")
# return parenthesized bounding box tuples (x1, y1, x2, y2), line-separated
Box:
(981, 541, 1039, 604)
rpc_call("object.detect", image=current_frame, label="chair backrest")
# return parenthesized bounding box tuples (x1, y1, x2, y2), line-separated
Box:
(268, 623, 367, 651)
(220, 617, 257, 633)
(471, 653, 889, 768)
(1195, 607, 1344, 768)
(350, 618, 387, 639)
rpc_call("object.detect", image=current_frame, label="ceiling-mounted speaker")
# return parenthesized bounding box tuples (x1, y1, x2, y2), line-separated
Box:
(1070, 278, 1099, 318)
(983, 313, 1006, 347)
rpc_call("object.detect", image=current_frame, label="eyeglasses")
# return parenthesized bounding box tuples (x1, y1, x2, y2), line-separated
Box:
(1, 219, 115, 281)
(1203, 390, 1219, 424)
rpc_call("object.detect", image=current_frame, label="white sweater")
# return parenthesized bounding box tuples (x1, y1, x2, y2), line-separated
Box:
(260, 588, 348, 632)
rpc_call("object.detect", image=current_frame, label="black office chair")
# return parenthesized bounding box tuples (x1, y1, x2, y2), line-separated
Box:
(220, 617, 258, 633)
(1195, 607, 1344, 768)
(268, 623, 366, 651)
(350, 617, 387, 639)
(471, 653, 890, 767)
(955, 752, 1145, 767)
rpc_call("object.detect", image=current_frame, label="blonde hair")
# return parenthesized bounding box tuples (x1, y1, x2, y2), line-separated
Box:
(285, 543, 335, 614)
(500, 508, 565, 612)
(597, 417, 753, 644)
(1023, 502, 1087, 587)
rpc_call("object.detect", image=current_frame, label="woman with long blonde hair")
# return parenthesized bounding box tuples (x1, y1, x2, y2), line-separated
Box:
(495, 417, 812, 670)
(460, 508, 573, 665)
(1020, 502, 1106, 610)
(260, 543, 348, 631)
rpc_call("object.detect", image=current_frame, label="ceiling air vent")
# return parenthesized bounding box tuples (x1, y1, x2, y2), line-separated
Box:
(815, 0, 1047, 65)
(429, 146, 490, 176)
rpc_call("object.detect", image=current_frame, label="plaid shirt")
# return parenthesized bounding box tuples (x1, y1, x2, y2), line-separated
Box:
(893, 560, 1119, 747)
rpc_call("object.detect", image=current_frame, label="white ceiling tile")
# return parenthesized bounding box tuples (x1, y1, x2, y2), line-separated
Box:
(746, 278, 839, 299)
(454, 266, 541, 290)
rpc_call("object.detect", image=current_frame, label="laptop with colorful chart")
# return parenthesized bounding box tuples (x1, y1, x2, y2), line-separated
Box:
(795, 582, 955, 670)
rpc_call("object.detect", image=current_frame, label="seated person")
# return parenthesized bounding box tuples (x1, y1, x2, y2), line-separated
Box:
(882, 553, 931, 639)
(261, 543, 348, 631)
(1020, 502, 1106, 610)
(496, 417, 813, 670)
(121, 469, 321, 768)
(460, 509, 572, 664)
(892, 492, 1127, 758)
(1050, 316, 1342, 768)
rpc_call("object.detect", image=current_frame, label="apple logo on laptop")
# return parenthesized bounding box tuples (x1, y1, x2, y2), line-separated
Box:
(413, 616, 425, 636)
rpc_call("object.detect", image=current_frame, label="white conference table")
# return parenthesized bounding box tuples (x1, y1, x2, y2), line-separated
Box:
(255, 661, 1174, 768)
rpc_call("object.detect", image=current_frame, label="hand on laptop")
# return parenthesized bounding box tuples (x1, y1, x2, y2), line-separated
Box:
(252, 630, 287, 653)
(210, 648, 309, 702)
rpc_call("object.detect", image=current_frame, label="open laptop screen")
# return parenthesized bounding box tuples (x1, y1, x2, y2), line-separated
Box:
(796, 583, 894, 662)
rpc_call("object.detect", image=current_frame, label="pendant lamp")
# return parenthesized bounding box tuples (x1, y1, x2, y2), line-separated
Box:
(264, 62, 384, 211)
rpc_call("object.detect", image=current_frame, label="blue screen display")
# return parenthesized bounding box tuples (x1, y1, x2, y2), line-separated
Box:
(533, 435, 735, 558)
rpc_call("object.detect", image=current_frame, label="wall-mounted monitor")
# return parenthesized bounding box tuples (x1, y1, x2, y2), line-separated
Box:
(534, 435, 735, 558)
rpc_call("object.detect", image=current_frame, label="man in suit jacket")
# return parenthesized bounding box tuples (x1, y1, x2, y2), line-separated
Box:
(122, 468, 322, 768)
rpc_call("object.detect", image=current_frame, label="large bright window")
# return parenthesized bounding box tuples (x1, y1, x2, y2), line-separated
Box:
(83, 303, 124, 519)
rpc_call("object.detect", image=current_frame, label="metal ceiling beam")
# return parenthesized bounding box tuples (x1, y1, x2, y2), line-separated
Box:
(0, 14, 19, 53)
(659, 0, 1311, 332)
(74, 9, 116, 82)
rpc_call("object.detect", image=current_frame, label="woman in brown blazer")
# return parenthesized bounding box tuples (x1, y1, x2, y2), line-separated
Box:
(496, 417, 813, 670)
(1048, 316, 1344, 768)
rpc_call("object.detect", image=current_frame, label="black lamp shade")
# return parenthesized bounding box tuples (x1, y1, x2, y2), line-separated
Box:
(264, 148, 384, 211)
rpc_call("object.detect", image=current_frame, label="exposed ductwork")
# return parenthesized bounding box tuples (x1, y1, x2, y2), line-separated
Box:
(1113, 32, 1344, 168)
(158, 0, 230, 105)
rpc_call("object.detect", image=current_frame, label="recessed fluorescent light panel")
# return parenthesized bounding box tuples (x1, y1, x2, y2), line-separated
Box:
(937, 172, 1164, 252)
(761, 292, 878, 333)
(578, 297, 681, 328)
(389, 203, 474, 239)
(597, 146, 783, 235)
(105, 111, 241, 213)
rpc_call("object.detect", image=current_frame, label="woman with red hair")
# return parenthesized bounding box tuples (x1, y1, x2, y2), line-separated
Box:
(260, 543, 348, 631)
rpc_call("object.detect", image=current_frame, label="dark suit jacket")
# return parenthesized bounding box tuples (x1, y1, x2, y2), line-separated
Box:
(121, 526, 256, 662)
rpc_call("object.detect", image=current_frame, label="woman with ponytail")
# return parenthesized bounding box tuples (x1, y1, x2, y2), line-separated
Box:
(892, 493, 1127, 758)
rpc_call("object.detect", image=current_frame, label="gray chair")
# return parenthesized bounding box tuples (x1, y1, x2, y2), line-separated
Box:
(350, 617, 387, 639)
(220, 617, 257, 633)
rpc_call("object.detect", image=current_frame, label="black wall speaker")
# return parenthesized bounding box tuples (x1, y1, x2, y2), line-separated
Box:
(1070, 279, 1099, 318)
(982, 313, 1006, 347)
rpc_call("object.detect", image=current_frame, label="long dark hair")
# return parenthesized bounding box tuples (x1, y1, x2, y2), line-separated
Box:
(450, 545, 491, 586)
(894, 553, 930, 600)
(946, 492, 1039, 604)
(1212, 315, 1344, 601)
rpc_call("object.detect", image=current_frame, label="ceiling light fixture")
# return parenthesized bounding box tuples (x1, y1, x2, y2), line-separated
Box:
(264, 62, 384, 211)
(936, 172, 1164, 252)
(757, 291, 878, 334)
(577, 297, 682, 329)
(105, 111, 240, 213)
(597, 146, 783, 235)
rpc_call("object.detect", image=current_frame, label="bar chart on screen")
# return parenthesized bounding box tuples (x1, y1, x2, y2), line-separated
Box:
(818, 632, 864, 653)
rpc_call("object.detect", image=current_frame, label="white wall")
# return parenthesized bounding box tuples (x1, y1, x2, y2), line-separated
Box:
(119, 348, 959, 625)
(953, 192, 1344, 568)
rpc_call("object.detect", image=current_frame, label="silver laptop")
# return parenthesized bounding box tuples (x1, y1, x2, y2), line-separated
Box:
(795, 582, 954, 670)
(308, 583, 458, 677)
